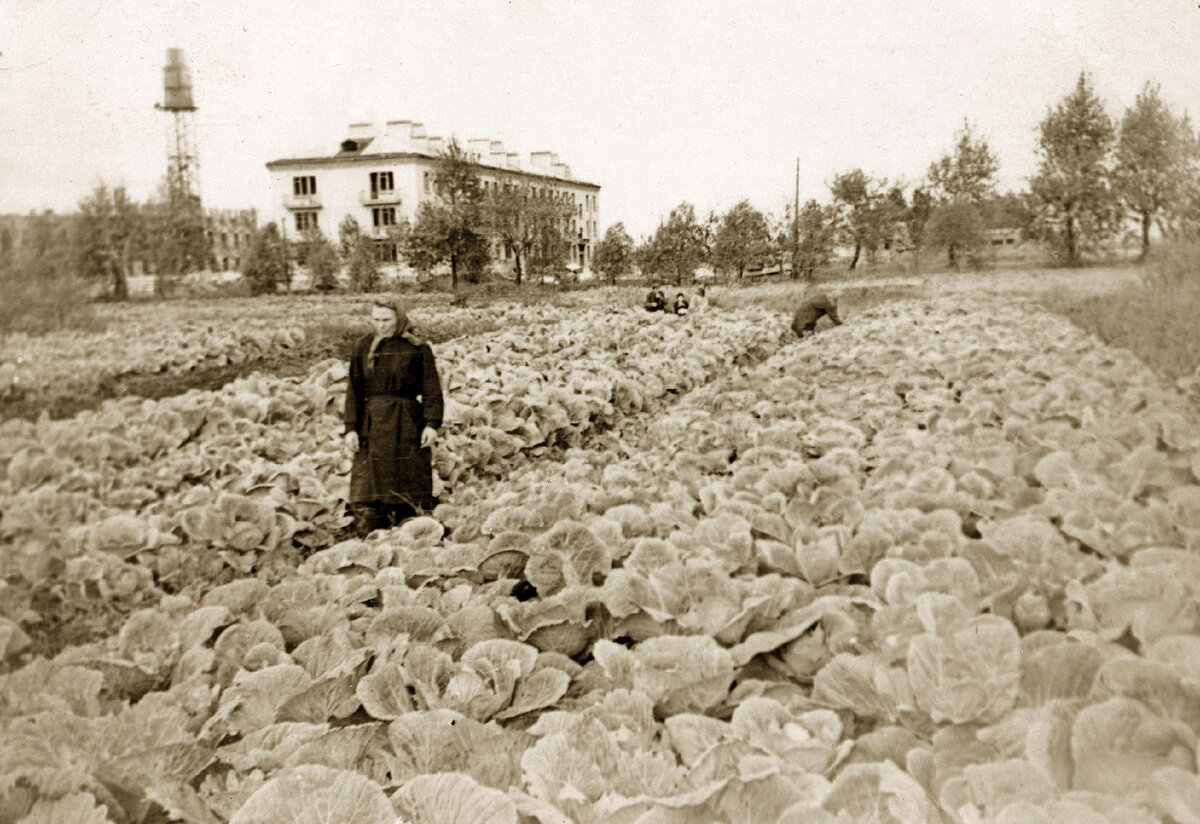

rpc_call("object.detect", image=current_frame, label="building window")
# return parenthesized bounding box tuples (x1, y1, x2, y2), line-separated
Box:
(369, 171, 394, 194)
(293, 176, 316, 196)
(295, 211, 318, 232)
(372, 207, 396, 227)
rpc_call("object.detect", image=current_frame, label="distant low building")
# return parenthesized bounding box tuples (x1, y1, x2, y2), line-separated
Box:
(264, 120, 601, 276)
(984, 227, 1021, 248)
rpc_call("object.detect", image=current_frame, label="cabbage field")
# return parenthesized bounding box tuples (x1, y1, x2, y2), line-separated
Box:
(2, 286, 1200, 823)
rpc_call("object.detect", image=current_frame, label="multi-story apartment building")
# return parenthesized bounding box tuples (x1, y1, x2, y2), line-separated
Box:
(1, 208, 255, 275)
(265, 120, 601, 275)
(204, 208, 257, 272)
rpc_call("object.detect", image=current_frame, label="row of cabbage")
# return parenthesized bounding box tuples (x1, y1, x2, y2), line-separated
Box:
(0, 306, 785, 650)
(4, 297, 1200, 822)
(0, 295, 576, 405)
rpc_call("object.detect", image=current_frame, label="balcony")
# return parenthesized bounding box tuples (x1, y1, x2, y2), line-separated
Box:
(361, 188, 402, 205)
(283, 193, 322, 209)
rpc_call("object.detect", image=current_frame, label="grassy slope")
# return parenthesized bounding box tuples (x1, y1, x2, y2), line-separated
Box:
(1037, 245, 1200, 382)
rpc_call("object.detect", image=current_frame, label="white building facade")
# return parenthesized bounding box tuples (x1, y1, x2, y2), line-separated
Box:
(265, 120, 600, 275)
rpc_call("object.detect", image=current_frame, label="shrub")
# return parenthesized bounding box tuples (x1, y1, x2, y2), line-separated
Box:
(1143, 236, 1200, 290)
(0, 247, 100, 334)
(243, 223, 291, 295)
(1041, 240, 1200, 380)
(299, 229, 341, 292)
(347, 236, 381, 292)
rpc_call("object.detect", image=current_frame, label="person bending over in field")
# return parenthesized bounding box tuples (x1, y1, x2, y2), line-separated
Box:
(672, 292, 690, 315)
(644, 286, 667, 312)
(791, 287, 842, 337)
(343, 296, 444, 536)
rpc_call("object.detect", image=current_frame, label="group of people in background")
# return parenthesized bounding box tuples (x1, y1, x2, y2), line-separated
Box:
(644, 285, 703, 315)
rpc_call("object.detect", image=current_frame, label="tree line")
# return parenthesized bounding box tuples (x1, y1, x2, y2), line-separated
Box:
(8, 73, 1199, 303)
(0, 181, 211, 301)
(593, 74, 1200, 284)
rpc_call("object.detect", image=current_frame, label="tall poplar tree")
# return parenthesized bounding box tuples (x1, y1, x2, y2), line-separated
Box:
(1113, 82, 1193, 258)
(712, 200, 771, 279)
(401, 139, 489, 289)
(1029, 73, 1117, 265)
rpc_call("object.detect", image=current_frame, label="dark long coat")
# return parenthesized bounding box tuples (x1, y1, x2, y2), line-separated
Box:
(792, 290, 841, 335)
(343, 333, 444, 510)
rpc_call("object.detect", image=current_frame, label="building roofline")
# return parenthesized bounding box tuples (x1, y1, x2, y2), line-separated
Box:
(265, 152, 600, 189)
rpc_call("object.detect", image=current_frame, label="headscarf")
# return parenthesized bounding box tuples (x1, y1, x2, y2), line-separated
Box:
(366, 295, 424, 375)
(370, 294, 410, 334)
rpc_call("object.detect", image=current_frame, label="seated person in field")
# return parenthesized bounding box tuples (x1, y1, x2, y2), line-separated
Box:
(792, 288, 842, 337)
(672, 292, 690, 315)
(644, 287, 667, 312)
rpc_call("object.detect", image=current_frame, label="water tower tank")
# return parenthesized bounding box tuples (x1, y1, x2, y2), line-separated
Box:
(162, 48, 195, 111)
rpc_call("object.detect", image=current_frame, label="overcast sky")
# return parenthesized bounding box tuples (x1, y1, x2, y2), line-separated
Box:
(3, 0, 1200, 238)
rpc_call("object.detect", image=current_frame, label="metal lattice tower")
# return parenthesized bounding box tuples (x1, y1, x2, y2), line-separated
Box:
(156, 48, 200, 204)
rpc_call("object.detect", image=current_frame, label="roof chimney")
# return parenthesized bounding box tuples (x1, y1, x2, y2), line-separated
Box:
(467, 139, 491, 160)
(385, 119, 412, 136)
(347, 122, 376, 140)
(489, 141, 507, 167)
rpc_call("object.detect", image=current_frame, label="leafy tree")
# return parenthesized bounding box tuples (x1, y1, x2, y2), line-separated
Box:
(792, 200, 837, 280)
(487, 183, 572, 286)
(338, 214, 362, 259)
(926, 203, 986, 268)
(347, 235, 382, 292)
(145, 179, 208, 285)
(1029, 73, 1118, 265)
(593, 222, 635, 285)
(525, 208, 571, 286)
(243, 222, 291, 295)
(300, 227, 340, 291)
(925, 121, 999, 266)
(399, 139, 489, 289)
(486, 184, 532, 285)
(0, 210, 95, 333)
(75, 183, 142, 300)
(983, 191, 1036, 235)
(1113, 82, 1194, 258)
(647, 202, 710, 285)
(927, 121, 999, 204)
(402, 202, 448, 278)
(829, 169, 892, 269)
(906, 186, 934, 260)
(634, 234, 665, 281)
(712, 200, 771, 278)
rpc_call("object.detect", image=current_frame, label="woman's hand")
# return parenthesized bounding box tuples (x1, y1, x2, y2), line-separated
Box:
(420, 426, 437, 449)
(344, 431, 360, 452)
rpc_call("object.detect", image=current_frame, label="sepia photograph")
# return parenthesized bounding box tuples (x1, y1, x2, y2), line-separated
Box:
(2, 0, 1200, 821)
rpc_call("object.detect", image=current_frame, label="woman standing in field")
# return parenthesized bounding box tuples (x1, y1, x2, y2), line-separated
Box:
(343, 296, 444, 536)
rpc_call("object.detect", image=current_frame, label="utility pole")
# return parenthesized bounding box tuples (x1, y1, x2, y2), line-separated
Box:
(791, 157, 800, 277)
